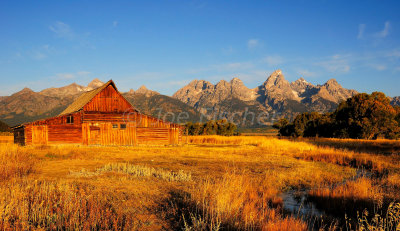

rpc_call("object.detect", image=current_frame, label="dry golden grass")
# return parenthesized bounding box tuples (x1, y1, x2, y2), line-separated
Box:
(71, 162, 192, 182)
(300, 137, 400, 153)
(180, 172, 307, 230)
(355, 202, 400, 230)
(0, 180, 142, 230)
(0, 144, 36, 180)
(0, 136, 399, 230)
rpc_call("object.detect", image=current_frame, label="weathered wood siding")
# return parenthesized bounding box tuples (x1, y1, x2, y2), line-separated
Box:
(25, 125, 32, 146)
(81, 122, 182, 146)
(81, 111, 183, 145)
(83, 111, 135, 123)
(83, 85, 133, 113)
(47, 125, 82, 144)
(32, 125, 48, 145)
(136, 128, 169, 145)
(82, 123, 136, 146)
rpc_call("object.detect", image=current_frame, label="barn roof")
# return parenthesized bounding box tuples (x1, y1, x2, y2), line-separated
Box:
(59, 80, 121, 116)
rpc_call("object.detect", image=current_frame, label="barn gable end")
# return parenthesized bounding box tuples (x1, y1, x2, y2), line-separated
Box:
(60, 80, 136, 116)
(83, 84, 134, 113)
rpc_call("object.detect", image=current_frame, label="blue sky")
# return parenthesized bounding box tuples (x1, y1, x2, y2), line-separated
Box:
(1, 0, 399, 96)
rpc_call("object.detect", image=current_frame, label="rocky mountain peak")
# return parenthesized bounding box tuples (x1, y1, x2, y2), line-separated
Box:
(137, 85, 148, 91)
(324, 79, 340, 88)
(215, 80, 229, 88)
(291, 77, 314, 94)
(272, 69, 283, 76)
(230, 77, 245, 87)
(135, 85, 159, 96)
(19, 87, 34, 94)
(230, 77, 242, 83)
(12, 88, 35, 97)
(88, 78, 104, 89)
(391, 96, 400, 106)
(39, 82, 87, 98)
(297, 77, 307, 83)
(316, 78, 357, 103)
(264, 69, 288, 88)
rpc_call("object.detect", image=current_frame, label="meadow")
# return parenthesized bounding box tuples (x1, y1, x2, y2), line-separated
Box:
(0, 136, 399, 230)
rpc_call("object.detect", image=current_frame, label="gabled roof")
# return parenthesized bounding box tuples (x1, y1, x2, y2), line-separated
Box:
(59, 80, 128, 116)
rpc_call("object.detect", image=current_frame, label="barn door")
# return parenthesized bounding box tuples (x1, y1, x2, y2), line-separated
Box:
(32, 125, 48, 145)
(89, 125, 101, 145)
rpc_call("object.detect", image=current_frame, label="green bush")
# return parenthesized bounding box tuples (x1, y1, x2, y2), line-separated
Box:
(185, 120, 238, 136)
(278, 92, 400, 139)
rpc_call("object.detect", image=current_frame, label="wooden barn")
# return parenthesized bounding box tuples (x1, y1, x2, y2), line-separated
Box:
(12, 80, 183, 146)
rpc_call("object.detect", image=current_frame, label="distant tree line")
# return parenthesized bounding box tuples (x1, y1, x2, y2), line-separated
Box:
(185, 120, 239, 136)
(0, 120, 11, 133)
(274, 92, 400, 139)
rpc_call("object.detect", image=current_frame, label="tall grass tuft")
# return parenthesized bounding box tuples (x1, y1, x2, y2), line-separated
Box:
(0, 144, 36, 180)
(353, 202, 400, 230)
(97, 162, 192, 182)
(172, 172, 307, 230)
(0, 180, 141, 230)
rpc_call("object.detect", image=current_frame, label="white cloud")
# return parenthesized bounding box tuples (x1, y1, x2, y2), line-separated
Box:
(316, 54, 351, 73)
(185, 61, 254, 74)
(247, 39, 260, 49)
(370, 64, 387, 71)
(263, 55, 284, 66)
(113, 21, 118, 27)
(212, 62, 254, 72)
(375, 21, 390, 38)
(297, 69, 317, 78)
(55, 71, 91, 80)
(357, 24, 366, 39)
(49, 21, 75, 39)
(30, 45, 55, 60)
(77, 71, 91, 76)
(385, 49, 400, 58)
(56, 73, 75, 80)
(222, 46, 234, 55)
(218, 62, 253, 70)
(49, 21, 93, 49)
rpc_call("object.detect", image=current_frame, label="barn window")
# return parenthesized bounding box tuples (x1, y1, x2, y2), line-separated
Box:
(120, 124, 127, 129)
(112, 124, 118, 129)
(66, 116, 74, 124)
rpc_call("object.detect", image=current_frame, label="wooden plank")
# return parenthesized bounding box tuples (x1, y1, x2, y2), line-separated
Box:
(32, 125, 48, 145)
(136, 127, 170, 145)
(83, 85, 133, 113)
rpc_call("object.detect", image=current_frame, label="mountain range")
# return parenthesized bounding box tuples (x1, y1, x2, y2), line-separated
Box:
(0, 70, 398, 127)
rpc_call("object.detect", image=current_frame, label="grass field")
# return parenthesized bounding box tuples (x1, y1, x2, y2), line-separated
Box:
(0, 136, 399, 230)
